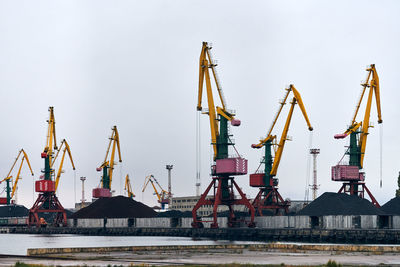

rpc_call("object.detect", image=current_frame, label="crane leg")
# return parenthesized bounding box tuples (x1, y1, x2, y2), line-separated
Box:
(252, 187, 289, 216)
(192, 177, 255, 228)
(339, 182, 380, 208)
(191, 179, 215, 228)
(29, 192, 67, 227)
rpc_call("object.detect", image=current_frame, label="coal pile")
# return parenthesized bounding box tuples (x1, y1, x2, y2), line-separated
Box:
(0, 205, 29, 217)
(157, 210, 192, 217)
(296, 192, 384, 216)
(381, 197, 400, 215)
(71, 196, 157, 219)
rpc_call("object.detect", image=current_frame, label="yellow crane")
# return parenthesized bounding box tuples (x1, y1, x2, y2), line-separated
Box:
(0, 149, 34, 205)
(193, 42, 255, 228)
(94, 126, 122, 198)
(29, 106, 70, 227)
(142, 175, 168, 209)
(250, 85, 313, 215)
(51, 139, 75, 191)
(124, 174, 135, 198)
(332, 64, 382, 207)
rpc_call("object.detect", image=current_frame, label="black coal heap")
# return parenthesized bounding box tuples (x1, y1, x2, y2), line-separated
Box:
(296, 192, 384, 216)
(71, 195, 157, 219)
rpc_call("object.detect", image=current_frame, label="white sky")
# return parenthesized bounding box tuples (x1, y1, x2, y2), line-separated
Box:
(0, 0, 399, 209)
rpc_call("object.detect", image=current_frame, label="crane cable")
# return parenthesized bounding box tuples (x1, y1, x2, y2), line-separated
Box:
(196, 111, 201, 196)
(120, 163, 123, 195)
(74, 170, 76, 205)
(380, 123, 383, 188)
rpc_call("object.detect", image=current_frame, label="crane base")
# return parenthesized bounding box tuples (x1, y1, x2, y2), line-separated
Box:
(252, 187, 290, 216)
(28, 192, 67, 227)
(191, 177, 255, 228)
(338, 181, 380, 208)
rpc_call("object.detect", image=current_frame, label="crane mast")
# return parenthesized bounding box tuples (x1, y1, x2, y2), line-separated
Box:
(52, 139, 75, 191)
(192, 42, 255, 228)
(0, 149, 34, 205)
(332, 64, 382, 207)
(250, 85, 313, 215)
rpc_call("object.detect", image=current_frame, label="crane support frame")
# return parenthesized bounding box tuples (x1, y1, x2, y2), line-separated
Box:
(28, 193, 67, 227)
(192, 177, 255, 228)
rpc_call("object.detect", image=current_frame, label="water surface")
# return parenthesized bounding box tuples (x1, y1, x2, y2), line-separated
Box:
(0, 234, 261, 255)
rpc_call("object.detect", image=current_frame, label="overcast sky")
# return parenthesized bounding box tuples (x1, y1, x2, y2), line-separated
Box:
(0, 1, 399, 209)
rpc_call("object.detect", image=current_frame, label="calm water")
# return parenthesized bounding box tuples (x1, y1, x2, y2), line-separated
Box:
(0, 234, 262, 255)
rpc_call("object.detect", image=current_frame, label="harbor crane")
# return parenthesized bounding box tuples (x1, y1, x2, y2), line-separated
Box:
(0, 149, 34, 205)
(142, 175, 168, 209)
(125, 174, 135, 198)
(250, 85, 313, 215)
(29, 107, 74, 227)
(93, 126, 122, 198)
(192, 42, 255, 228)
(332, 64, 382, 207)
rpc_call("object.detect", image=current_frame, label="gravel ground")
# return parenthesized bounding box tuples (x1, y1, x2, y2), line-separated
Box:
(3, 249, 400, 266)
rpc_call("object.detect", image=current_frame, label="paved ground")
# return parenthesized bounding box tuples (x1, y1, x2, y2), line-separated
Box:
(2, 250, 400, 266)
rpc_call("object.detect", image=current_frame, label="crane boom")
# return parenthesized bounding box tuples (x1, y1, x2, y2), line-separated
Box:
(268, 85, 313, 176)
(142, 175, 168, 206)
(197, 42, 238, 160)
(52, 139, 75, 191)
(44, 107, 57, 166)
(252, 85, 313, 150)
